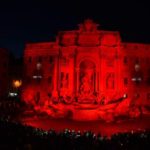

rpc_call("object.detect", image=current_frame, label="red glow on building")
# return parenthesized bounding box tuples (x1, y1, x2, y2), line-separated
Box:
(22, 19, 150, 121)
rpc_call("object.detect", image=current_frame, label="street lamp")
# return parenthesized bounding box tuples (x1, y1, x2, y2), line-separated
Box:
(13, 80, 22, 88)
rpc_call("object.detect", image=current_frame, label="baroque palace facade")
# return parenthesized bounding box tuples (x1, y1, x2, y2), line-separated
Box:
(22, 19, 150, 108)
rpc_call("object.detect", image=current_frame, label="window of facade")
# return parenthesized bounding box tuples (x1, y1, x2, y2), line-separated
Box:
(38, 56, 42, 62)
(124, 78, 128, 86)
(48, 76, 52, 84)
(36, 78, 41, 84)
(147, 93, 150, 100)
(48, 92, 52, 98)
(135, 57, 139, 64)
(49, 56, 53, 64)
(36, 62, 42, 70)
(28, 57, 32, 63)
(123, 56, 128, 64)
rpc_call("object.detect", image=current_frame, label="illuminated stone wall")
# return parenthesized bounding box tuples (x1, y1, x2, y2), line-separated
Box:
(22, 19, 150, 108)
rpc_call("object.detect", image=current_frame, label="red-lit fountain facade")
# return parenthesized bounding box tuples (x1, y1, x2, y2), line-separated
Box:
(22, 19, 150, 121)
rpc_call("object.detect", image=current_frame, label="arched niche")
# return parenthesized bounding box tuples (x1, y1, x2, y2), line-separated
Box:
(79, 59, 96, 98)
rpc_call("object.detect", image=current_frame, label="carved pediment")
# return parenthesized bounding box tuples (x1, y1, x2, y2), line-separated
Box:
(78, 19, 99, 32)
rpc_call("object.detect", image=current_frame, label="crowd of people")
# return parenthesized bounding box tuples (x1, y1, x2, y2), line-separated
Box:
(0, 96, 149, 150)
(0, 118, 149, 150)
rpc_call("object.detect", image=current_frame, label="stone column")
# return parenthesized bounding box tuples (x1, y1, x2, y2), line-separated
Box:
(93, 71, 96, 93)
(97, 71, 99, 92)
(68, 57, 74, 96)
(52, 56, 58, 97)
(57, 55, 61, 97)
(94, 69, 96, 93)
(76, 67, 79, 96)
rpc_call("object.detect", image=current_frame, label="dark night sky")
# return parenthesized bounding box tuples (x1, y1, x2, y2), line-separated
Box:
(0, 0, 150, 57)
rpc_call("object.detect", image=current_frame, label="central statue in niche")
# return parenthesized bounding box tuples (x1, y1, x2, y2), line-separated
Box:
(79, 60, 95, 100)
(80, 73, 92, 97)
